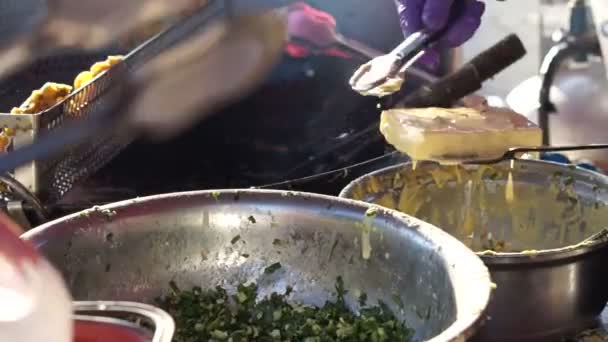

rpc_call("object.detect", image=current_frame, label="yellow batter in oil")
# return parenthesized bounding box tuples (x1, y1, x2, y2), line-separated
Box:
(350, 162, 608, 253)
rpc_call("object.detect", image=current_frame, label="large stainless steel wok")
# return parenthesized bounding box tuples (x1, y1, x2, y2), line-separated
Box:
(22, 190, 491, 341)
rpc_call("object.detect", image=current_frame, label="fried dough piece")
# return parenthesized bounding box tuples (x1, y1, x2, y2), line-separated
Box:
(379, 106, 542, 163)
(74, 55, 123, 89)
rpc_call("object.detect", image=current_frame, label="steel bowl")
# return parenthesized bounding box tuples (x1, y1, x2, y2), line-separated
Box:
(22, 190, 491, 342)
(339, 160, 608, 341)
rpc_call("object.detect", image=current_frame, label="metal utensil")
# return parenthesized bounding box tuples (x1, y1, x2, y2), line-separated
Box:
(340, 160, 608, 341)
(349, 1, 466, 96)
(284, 2, 438, 84)
(22, 189, 492, 342)
(462, 144, 608, 165)
(333, 34, 439, 84)
(582, 228, 608, 244)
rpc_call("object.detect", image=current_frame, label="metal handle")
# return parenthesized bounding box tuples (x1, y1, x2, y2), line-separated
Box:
(388, 33, 526, 108)
(507, 143, 608, 156)
(391, 31, 432, 62)
(466, 144, 608, 165)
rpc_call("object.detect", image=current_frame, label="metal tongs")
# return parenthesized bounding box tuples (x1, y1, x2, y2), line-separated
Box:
(284, 2, 438, 84)
(349, 1, 467, 97)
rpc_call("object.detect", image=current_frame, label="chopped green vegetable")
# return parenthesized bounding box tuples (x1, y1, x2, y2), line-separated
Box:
(365, 207, 379, 218)
(392, 294, 405, 310)
(329, 238, 339, 261)
(231, 235, 241, 244)
(358, 292, 368, 307)
(248, 216, 257, 224)
(264, 262, 282, 275)
(159, 277, 413, 342)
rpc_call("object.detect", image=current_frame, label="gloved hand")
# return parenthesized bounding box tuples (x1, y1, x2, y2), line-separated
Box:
(396, 0, 485, 70)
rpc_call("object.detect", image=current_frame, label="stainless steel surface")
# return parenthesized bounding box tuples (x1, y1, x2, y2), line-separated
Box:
(22, 190, 492, 342)
(340, 161, 608, 341)
(74, 301, 175, 342)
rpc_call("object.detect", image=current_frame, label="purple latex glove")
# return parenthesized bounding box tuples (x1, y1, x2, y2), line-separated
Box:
(396, 0, 485, 70)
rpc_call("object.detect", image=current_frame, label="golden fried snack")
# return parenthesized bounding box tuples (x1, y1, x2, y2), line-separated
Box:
(10, 82, 73, 115)
(1, 55, 125, 152)
(380, 106, 542, 163)
(73, 71, 94, 90)
(74, 55, 123, 89)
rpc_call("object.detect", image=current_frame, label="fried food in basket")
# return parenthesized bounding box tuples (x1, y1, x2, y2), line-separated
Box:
(9, 55, 124, 116)
(73, 55, 123, 89)
(10, 83, 73, 115)
(0, 55, 124, 153)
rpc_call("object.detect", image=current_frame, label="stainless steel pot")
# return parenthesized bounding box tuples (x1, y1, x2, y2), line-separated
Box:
(22, 190, 491, 342)
(339, 161, 608, 341)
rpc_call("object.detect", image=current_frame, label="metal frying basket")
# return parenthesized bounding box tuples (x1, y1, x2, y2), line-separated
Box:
(0, 1, 228, 203)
